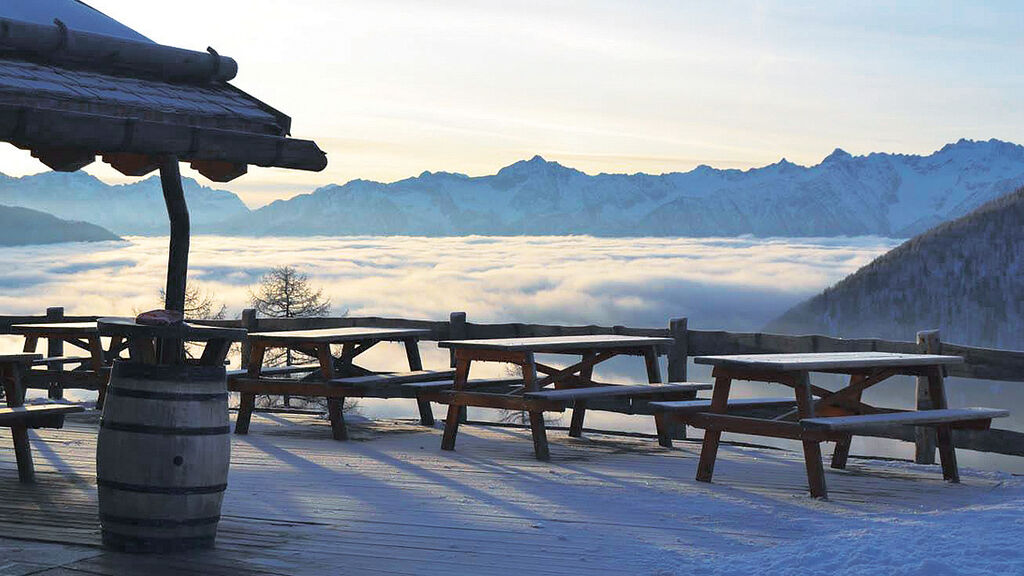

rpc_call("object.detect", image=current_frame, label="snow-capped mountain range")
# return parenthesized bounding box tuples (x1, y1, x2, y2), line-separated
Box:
(0, 171, 249, 235)
(3, 138, 1023, 237)
(221, 138, 1024, 237)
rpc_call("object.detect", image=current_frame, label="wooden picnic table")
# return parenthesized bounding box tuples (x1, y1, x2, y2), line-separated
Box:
(684, 352, 1008, 499)
(97, 317, 246, 366)
(435, 334, 706, 460)
(235, 326, 437, 439)
(11, 321, 118, 404)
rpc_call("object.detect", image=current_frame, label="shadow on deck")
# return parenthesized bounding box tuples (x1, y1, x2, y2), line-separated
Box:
(0, 411, 1015, 575)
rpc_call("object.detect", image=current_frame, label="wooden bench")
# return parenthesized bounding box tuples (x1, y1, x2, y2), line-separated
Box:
(230, 369, 456, 436)
(800, 407, 1009, 480)
(525, 382, 711, 438)
(650, 397, 797, 447)
(1, 404, 85, 482)
(801, 408, 1008, 432)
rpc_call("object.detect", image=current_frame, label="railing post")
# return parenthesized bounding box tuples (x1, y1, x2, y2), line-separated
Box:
(46, 306, 64, 400)
(667, 317, 689, 440)
(240, 308, 257, 369)
(915, 329, 940, 464)
(448, 312, 468, 422)
(448, 312, 467, 369)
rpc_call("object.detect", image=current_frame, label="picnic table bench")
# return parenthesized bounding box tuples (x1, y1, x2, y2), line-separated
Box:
(0, 354, 85, 482)
(230, 327, 454, 439)
(432, 335, 710, 460)
(675, 352, 1008, 498)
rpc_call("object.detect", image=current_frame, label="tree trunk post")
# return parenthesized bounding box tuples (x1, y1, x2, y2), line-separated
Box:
(159, 157, 190, 365)
(915, 329, 940, 464)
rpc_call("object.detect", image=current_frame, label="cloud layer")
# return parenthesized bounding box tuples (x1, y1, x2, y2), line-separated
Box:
(0, 235, 895, 331)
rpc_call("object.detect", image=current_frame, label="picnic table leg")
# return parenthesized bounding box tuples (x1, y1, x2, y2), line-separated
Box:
(696, 373, 731, 482)
(316, 345, 347, 441)
(926, 366, 959, 482)
(87, 336, 108, 409)
(793, 372, 828, 498)
(3, 363, 34, 483)
(654, 412, 674, 448)
(235, 343, 265, 435)
(643, 347, 663, 384)
(441, 356, 471, 451)
(522, 353, 549, 461)
(402, 339, 434, 426)
(568, 352, 595, 438)
(830, 375, 863, 470)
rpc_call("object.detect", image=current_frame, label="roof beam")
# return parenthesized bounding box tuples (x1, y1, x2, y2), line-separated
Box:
(0, 104, 327, 173)
(102, 153, 161, 177)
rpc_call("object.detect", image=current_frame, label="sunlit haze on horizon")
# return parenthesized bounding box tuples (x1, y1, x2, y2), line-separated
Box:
(0, 1, 1020, 207)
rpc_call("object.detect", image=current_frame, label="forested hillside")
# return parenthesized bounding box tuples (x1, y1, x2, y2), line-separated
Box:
(769, 187, 1024, 349)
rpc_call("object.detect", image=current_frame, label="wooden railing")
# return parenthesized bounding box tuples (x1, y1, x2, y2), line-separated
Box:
(5, 307, 1023, 462)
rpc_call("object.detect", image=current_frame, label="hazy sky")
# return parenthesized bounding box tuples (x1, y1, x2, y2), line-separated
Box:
(2, 1, 1021, 206)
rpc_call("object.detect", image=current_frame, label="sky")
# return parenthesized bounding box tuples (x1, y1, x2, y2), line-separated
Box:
(2, 1, 1022, 207)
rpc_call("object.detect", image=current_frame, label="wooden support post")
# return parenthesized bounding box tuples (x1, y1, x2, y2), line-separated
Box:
(240, 309, 257, 367)
(45, 306, 64, 400)
(665, 317, 689, 441)
(449, 312, 468, 422)
(915, 330, 940, 465)
(159, 157, 189, 365)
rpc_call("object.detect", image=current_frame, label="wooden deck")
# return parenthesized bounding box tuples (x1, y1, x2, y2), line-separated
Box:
(0, 411, 1012, 575)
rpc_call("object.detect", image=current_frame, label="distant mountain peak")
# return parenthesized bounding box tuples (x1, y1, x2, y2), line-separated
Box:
(823, 148, 852, 163)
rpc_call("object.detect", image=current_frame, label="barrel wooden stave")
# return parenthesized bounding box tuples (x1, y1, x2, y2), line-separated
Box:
(96, 362, 229, 552)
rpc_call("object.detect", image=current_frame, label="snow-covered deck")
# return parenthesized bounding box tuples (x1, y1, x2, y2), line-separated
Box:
(1, 411, 1021, 575)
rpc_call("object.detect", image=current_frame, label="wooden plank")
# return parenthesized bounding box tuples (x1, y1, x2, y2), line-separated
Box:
(226, 364, 320, 378)
(439, 335, 673, 352)
(694, 352, 964, 371)
(0, 404, 85, 424)
(331, 370, 456, 387)
(800, 408, 1009, 431)
(525, 383, 710, 401)
(424, 391, 566, 412)
(651, 397, 796, 413)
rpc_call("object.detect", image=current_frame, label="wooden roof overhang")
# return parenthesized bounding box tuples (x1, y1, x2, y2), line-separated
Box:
(0, 14, 329, 359)
(0, 16, 327, 182)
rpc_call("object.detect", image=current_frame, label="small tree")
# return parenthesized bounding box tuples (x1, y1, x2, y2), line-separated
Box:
(159, 284, 228, 320)
(249, 266, 331, 367)
(248, 266, 336, 410)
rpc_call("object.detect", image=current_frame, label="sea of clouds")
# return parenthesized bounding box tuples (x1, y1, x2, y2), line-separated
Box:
(0, 234, 897, 329)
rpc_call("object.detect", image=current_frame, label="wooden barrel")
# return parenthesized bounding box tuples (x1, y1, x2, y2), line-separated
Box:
(96, 361, 230, 552)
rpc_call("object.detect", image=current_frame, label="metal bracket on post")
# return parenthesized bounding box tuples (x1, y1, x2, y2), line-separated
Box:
(159, 156, 190, 365)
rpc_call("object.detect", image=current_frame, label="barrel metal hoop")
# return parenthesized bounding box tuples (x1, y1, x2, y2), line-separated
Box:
(99, 513, 221, 528)
(106, 387, 228, 402)
(97, 479, 228, 495)
(100, 420, 230, 436)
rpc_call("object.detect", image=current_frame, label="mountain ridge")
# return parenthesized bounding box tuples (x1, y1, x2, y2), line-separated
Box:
(0, 204, 120, 245)
(2, 138, 1022, 238)
(767, 185, 1024, 349)
(219, 138, 1024, 238)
